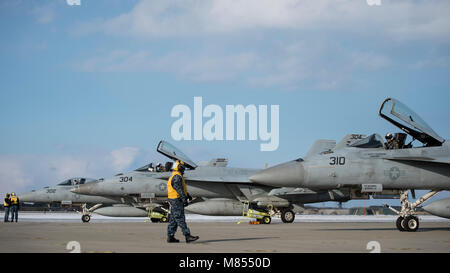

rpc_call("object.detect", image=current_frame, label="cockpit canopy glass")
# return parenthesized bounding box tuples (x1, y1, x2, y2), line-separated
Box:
(134, 162, 171, 172)
(350, 134, 384, 149)
(379, 98, 444, 145)
(57, 178, 94, 186)
(157, 141, 198, 169)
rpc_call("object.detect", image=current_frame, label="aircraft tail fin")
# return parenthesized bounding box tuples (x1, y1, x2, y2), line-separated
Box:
(306, 139, 336, 158)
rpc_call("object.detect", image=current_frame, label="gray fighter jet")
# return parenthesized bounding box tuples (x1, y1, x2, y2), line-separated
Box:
(250, 98, 450, 231)
(71, 140, 352, 224)
(20, 177, 123, 222)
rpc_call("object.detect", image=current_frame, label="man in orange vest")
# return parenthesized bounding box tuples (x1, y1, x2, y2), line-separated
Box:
(167, 160, 199, 243)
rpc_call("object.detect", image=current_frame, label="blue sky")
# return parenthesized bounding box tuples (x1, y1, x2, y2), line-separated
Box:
(1, 0, 450, 207)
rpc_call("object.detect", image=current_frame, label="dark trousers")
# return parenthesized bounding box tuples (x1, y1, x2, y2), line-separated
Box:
(10, 205, 18, 222)
(4, 207, 9, 222)
(167, 198, 190, 237)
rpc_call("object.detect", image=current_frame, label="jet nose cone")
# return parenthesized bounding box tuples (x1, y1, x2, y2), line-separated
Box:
(19, 191, 36, 202)
(250, 160, 305, 187)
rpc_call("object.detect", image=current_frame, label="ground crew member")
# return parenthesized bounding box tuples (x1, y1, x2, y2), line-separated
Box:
(9, 192, 19, 223)
(167, 160, 199, 243)
(4, 193, 11, 222)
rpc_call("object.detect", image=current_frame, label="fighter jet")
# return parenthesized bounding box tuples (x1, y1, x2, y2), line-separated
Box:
(71, 140, 352, 224)
(20, 177, 123, 222)
(250, 98, 450, 231)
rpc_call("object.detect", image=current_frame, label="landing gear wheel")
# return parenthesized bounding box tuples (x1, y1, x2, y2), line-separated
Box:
(404, 216, 419, 232)
(396, 217, 406, 232)
(281, 209, 295, 223)
(82, 214, 91, 223)
(161, 217, 168, 223)
(262, 216, 271, 225)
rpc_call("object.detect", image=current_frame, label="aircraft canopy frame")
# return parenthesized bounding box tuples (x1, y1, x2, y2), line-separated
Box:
(379, 98, 444, 146)
(156, 140, 198, 169)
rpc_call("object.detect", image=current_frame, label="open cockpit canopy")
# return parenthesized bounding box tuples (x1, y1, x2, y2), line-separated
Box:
(379, 98, 444, 146)
(156, 140, 198, 169)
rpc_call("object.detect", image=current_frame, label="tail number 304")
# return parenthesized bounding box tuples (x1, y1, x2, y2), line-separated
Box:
(119, 177, 133, 182)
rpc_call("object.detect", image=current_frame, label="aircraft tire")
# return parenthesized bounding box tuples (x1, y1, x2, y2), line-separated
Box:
(396, 217, 406, 231)
(281, 209, 295, 223)
(262, 216, 271, 225)
(82, 214, 90, 223)
(404, 216, 419, 232)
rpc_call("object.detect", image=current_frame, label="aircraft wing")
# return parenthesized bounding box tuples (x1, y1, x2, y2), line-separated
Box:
(153, 173, 254, 183)
(185, 176, 253, 183)
(383, 155, 450, 164)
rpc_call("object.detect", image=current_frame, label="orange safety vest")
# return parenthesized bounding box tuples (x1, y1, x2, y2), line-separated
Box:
(167, 171, 188, 199)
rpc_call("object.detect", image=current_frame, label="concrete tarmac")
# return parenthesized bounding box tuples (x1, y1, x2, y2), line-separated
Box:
(1, 220, 449, 253)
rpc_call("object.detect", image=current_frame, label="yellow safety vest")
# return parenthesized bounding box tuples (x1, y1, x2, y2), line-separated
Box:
(4, 199, 9, 207)
(167, 171, 188, 199)
(10, 196, 18, 205)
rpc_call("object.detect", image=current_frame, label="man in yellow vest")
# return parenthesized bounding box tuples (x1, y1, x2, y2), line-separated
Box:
(9, 192, 19, 223)
(4, 193, 11, 222)
(167, 160, 199, 243)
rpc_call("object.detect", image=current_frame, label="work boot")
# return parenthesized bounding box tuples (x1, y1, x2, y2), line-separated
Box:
(185, 234, 199, 243)
(167, 236, 180, 243)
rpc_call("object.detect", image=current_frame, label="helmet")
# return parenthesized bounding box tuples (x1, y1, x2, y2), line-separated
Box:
(385, 133, 393, 140)
(173, 160, 185, 173)
(11, 192, 16, 196)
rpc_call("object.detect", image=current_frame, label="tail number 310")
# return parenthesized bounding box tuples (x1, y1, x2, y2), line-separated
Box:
(330, 157, 345, 165)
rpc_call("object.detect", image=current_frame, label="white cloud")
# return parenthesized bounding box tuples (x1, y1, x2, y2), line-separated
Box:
(411, 57, 450, 70)
(110, 147, 141, 171)
(0, 157, 33, 194)
(70, 0, 450, 90)
(77, 0, 450, 42)
(0, 147, 144, 195)
(31, 2, 56, 24)
(74, 42, 393, 90)
(350, 52, 391, 70)
(75, 49, 259, 83)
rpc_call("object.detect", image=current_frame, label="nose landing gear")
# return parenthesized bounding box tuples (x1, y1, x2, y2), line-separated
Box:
(386, 190, 440, 232)
(80, 203, 103, 223)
